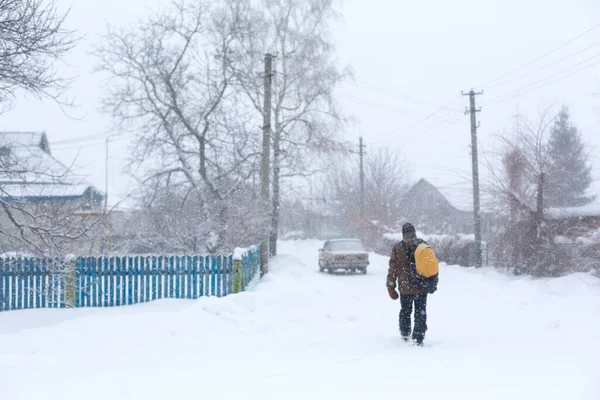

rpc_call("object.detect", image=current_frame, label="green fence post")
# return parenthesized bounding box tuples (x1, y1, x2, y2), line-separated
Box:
(252, 247, 258, 279)
(232, 259, 242, 293)
(232, 248, 243, 294)
(64, 256, 77, 308)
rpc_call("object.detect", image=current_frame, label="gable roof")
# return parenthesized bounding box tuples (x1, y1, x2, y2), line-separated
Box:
(407, 177, 600, 219)
(405, 178, 494, 213)
(0, 131, 50, 153)
(0, 131, 103, 203)
(546, 180, 600, 219)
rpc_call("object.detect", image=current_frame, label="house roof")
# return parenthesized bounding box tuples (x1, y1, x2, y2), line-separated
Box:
(408, 178, 494, 213)
(0, 131, 103, 202)
(546, 203, 600, 219)
(0, 184, 104, 202)
(415, 177, 600, 219)
(0, 131, 50, 151)
(546, 181, 600, 219)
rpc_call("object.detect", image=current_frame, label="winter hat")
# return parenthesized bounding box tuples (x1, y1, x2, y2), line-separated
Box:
(402, 222, 416, 235)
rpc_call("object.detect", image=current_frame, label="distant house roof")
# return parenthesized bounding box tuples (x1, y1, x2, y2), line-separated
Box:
(546, 204, 600, 219)
(416, 176, 600, 219)
(0, 131, 103, 204)
(0, 131, 51, 151)
(407, 178, 494, 214)
(552, 180, 600, 218)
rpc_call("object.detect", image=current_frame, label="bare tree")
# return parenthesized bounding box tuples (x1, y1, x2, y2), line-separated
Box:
(0, 0, 87, 257)
(229, 0, 352, 255)
(94, 0, 266, 253)
(0, 199, 104, 256)
(0, 0, 78, 107)
(323, 147, 411, 246)
(112, 178, 265, 254)
(0, 131, 106, 258)
(485, 106, 566, 275)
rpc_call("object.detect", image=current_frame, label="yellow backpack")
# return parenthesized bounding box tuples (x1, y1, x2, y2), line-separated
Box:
(414, 243, 439, 278)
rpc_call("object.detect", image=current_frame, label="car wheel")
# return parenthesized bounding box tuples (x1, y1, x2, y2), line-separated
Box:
(362, 268, 367, 275)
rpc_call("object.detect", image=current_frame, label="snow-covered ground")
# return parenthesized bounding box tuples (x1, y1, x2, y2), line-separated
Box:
(1, 239, 599, 399)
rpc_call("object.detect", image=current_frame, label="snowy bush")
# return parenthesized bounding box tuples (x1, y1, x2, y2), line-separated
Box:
(379, 231, 482, 267)
(488, 225, 600, 277)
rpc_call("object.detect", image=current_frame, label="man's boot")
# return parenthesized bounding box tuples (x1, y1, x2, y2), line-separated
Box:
(413, 334, 424, 346)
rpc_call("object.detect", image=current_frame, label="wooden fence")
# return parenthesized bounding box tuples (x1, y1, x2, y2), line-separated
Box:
(0, 247, 258, 311)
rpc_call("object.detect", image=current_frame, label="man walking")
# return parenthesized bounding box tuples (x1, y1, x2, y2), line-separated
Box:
(386, 222, 435, 346)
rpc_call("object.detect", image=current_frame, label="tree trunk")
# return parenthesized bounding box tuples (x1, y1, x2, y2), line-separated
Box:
(535, 172, 545, 237)
(206, 200, 228, 254)
(216, 202, 228, 252)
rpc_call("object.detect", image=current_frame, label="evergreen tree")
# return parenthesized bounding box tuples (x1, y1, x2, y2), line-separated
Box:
(545, 106, 593, 207)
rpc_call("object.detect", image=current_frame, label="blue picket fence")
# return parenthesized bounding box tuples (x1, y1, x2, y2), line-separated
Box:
(0, 248, 259, 311)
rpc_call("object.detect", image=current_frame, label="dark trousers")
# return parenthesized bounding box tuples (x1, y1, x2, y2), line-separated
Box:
(399, 293, 428, 341)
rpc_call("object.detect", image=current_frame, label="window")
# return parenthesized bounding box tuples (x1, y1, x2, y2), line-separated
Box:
(330, 240, 364, 251)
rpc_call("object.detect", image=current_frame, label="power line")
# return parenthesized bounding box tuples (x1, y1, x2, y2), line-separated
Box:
(384, 94, 464, 139)
(338, 94, 466, 145)
(487, 41, 600, 90)
(51, 131, 113, 145)
(479, 22, 600, 87)
(51, 132, 132, 150)
(346, 80, 451, 109)
(486, 57, 600, 105)
(338, 93, 464, 124)
(51, 135, 131, 151)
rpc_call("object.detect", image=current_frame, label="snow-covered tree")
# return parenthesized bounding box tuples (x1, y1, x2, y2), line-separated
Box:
(95, 0, 266, 253)
(229, 0, 352, 255)
(0, 2, 94, 257)
(486, 105, 595, 276)
(95, 0, 352, 255)
(485, 108, 556, 275)
(544, 106, 593, 207)
(0, 0, 77, 108)
(112, 180, 266, 254)
(323, 147, 411, 245)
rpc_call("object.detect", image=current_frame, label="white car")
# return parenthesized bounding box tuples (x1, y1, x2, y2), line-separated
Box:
(318, 238, 369, 274)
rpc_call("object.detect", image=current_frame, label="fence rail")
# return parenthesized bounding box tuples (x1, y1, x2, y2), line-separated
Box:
(0, 247, 258, 312)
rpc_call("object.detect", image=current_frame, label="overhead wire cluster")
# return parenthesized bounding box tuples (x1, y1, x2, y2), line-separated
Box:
(340, 21, 600, 144)
(51, 130, 130, 152)
(50, 22, 600, 155)
(479, 22, 600, 106)
(335, 21, 600, 208)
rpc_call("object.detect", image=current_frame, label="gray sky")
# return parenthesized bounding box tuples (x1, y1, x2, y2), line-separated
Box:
(1, 0, 599, 208)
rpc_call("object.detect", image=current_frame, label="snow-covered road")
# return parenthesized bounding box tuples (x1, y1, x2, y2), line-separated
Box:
(1, 239, 599, 399)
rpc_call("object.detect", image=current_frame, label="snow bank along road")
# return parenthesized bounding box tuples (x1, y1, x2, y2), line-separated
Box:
(1, 239, 599, 400)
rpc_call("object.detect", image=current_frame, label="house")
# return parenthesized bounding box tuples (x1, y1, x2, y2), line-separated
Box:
(399, 178, 496, 241)
(546, 201, 600, 238)
(0, 131, 105, 254)
(0, 131, 103, 208)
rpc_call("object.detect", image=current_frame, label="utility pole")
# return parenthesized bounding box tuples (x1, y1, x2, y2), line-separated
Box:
(462, 89, 483, 268)
(359, 136, 366, 218)
(260, 53, 274, 277)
